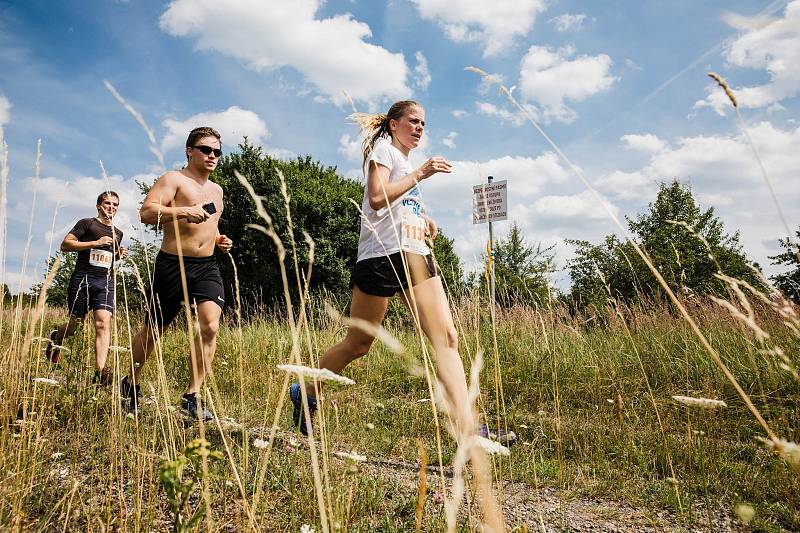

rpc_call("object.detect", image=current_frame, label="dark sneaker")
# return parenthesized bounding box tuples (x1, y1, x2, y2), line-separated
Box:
(120, 376, 141, 414)
(181, 393, 214, 421)
(478, 423, 517, 446)
(92, 367, 113, 386)
(290, 383, 317, 436)
(45, 329, 61, 364)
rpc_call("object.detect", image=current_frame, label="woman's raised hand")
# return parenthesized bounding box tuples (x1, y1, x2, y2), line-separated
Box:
(418, 156, 452, 180)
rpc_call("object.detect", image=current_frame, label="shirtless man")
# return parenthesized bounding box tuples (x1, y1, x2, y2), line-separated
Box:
(120, 126, 233, 419)
(46, 191, 126, 385)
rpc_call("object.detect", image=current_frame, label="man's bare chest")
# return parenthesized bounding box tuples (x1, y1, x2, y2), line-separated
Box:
(174, 181, 222, 210)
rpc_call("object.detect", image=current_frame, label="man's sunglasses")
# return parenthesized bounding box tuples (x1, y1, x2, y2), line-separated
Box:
(193, 145, 223, 158)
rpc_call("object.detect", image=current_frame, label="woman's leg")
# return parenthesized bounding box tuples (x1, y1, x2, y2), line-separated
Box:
(305, 286, 390, 397)
(400, 274, 473, 438)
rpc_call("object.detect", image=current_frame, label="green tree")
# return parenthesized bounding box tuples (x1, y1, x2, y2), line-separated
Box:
(211, 141, 363, 310)
(431, 232, 465, 296)
(770, 230, 800, 304)
(484, 222, 554, 307)
(567, 180, 762, 308)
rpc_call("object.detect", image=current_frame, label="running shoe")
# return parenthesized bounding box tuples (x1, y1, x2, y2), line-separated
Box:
(478, 423, 518, 446)
(120, 375, 141, 414)
(45, 329, 61, 364)
(290, 383, 317, 436)
(92, 367, 114, 386)
(180, 393, 214, 421)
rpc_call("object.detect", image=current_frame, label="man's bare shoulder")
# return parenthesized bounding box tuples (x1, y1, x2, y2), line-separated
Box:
(156, 170, 188, 184)
(210, 181, 224, 195)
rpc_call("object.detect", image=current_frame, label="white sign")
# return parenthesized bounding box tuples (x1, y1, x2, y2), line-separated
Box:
(472, 180, 508, 224)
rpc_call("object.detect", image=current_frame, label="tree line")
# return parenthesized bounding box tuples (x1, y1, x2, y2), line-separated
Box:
(35, 142, 800, 314)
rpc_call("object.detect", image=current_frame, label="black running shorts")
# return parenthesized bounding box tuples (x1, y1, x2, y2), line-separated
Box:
(145, 251, 225, 328)
(67, 272, 115, 318)
(349, 251, 439, 297)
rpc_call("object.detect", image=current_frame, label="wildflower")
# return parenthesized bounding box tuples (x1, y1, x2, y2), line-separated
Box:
(300, 525, 315, 533)
(276, 364, 355, 385)
(334, 450, 367, 462)
(366, 423, 375, 430)
(672, 395, 727, 409)
(253, 438, 268, 449)
(32, 377, 60, 386)
(476, 436, 510, 456)
(432, 491, 445, 504)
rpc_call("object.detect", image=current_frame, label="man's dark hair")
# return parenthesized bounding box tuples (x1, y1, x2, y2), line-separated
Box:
(186, 127, 222, 150)
(96, 191, 119, 205)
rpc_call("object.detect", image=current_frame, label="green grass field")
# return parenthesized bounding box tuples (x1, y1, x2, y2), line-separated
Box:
(1, 293, 798, 532)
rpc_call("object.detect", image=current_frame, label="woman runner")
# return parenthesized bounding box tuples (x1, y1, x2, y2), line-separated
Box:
(290, 100, 479, 442)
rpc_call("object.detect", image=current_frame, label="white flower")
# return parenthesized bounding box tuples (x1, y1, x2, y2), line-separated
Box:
(672, 395, 727, 409)
(253, 438, 269, 449)
(276, 364, 355, 385)
(334, 450, 367, 462)
(365, 423, 375, 430)
(300, 525, 315, 533)
(32, 377, 60, 386)
(475, 436, 510, 456)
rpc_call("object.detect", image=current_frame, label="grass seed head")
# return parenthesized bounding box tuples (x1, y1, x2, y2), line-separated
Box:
(672, 395, 728, 409)
(276, 364, 355, 385)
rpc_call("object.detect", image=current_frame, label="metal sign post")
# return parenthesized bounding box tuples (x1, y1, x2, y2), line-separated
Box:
(472, 176, 508, 308)
(488, 176, 495, 306)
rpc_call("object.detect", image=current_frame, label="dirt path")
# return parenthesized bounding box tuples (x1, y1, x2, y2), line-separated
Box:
(262, 428, 742, 532)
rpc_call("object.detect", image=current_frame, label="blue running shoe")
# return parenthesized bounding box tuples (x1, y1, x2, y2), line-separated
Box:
(478, 423, 517, 446)
(290, 383, 317, 436)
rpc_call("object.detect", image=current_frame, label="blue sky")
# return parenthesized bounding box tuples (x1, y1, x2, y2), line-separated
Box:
(1, 0, 799, 291)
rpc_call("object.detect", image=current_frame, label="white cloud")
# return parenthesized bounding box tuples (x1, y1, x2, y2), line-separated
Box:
(411, 0, 546, 57)
(695, 1, 800, 114)
(30, 173, 143, 239)
(161, 106, 269, 153)
(160, 0, 410, 105)
(532, 190, 618, 223)
(441, 131, 458, 149)
(0, 94, 10, 127)
(519, 45, 618, 123)
(476, 101, 526, 126)
(549, 13, 588, 32)
(414, 51, 432, 90)
(451, 109, 469, 119)
(338, 133, 362, 163)
(620, 133, 667, 153)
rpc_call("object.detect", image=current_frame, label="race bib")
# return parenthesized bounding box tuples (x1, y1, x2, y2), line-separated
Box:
(89, 249, 113, 269)
(399, 198, 428, 254)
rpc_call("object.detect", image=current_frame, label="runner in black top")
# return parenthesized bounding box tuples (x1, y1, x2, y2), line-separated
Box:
(45, 191, 127, 386)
